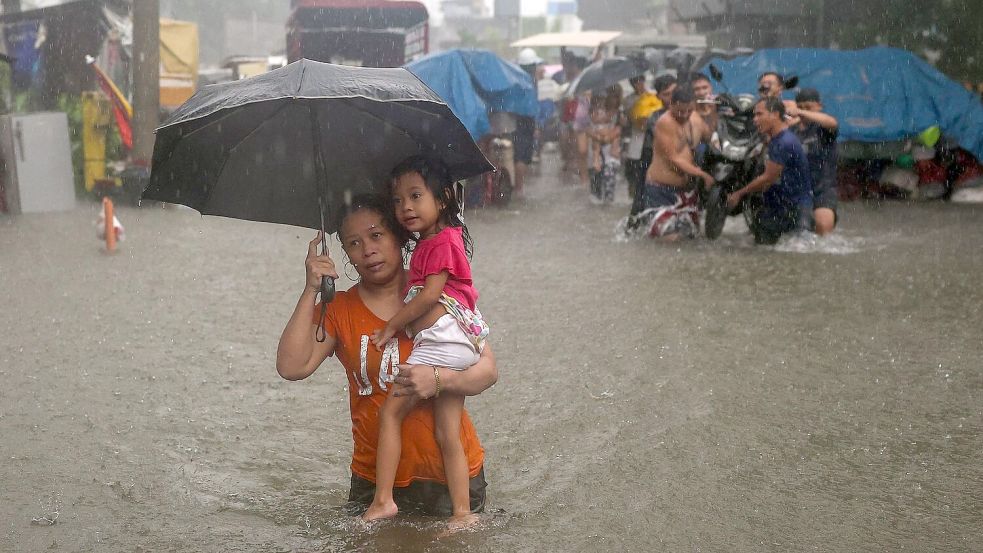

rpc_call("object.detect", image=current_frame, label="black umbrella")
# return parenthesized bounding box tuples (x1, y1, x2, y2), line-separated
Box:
(144, 59, 492, 327)
(565, 56, 647, 97)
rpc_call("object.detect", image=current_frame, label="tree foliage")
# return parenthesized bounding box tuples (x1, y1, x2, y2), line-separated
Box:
(826, 0, 983, 81)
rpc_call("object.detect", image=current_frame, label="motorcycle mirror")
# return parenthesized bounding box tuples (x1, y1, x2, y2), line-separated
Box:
(785, 76, 800, 90)
(709, 63, 724, 82)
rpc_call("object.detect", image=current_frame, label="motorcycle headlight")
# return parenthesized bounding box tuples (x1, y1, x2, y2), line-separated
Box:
(712, 164, 734, 182)
(722, 140, 748, 160)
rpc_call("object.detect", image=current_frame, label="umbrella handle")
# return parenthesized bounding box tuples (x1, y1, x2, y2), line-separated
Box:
(314, 228, 335, 344)
(318, 228, 335, 304)
(315, 276, 335, 343)
(320, 275, 335, 303)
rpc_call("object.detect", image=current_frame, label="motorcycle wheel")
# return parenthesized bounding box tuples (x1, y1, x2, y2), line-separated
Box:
(703, 184, 728, 240)
(742, 194, 762, 235)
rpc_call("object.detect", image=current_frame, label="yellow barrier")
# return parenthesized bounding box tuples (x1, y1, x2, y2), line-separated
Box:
(82, 91, 112, 192)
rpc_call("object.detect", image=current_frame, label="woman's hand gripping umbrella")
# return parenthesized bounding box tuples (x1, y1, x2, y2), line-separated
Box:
(142, 59, 493, 340)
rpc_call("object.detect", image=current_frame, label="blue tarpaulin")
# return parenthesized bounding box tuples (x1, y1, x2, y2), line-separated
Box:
(704, 47, 983, 161)
(405, 48, 538, 140)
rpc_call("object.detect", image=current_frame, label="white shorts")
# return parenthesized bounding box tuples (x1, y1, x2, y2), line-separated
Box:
(405, 314, 480, 370)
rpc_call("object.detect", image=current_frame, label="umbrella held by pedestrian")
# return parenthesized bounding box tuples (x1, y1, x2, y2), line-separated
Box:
(143, 59, 492, 340)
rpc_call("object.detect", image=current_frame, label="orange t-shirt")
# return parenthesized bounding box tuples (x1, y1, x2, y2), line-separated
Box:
(315, 287, 484, 486)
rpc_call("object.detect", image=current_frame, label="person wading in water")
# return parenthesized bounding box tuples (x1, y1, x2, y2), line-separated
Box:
(640, 87, 714, 240)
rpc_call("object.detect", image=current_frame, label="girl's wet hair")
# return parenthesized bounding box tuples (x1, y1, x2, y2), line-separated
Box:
(337, 192, 412, 249)
(389, 155, 473, 259)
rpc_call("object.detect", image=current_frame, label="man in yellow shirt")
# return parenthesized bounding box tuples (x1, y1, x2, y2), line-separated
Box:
(623, 74, 662, 199)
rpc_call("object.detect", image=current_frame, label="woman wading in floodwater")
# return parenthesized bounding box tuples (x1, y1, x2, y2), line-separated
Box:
(276, 193, 498, 520)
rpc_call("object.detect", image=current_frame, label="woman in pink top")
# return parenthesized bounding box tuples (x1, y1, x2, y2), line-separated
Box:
(363, 156, 489, 525)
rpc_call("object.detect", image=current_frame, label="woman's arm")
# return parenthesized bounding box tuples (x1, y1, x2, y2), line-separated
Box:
(276, 234, 338, 381)
(392, 344, 498, 399)
(276, 288, 336, 380)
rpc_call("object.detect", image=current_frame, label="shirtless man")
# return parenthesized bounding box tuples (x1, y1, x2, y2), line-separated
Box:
(640, 87, 714, 239)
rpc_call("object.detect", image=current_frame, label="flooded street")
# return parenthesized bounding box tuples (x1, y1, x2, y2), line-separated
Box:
(2, 153, 982, 552)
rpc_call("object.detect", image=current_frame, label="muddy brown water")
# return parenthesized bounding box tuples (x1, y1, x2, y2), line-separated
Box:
(2, 154, 981, 552)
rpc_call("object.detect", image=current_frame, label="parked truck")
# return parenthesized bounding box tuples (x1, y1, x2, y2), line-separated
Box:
(287, 0, 429, 67)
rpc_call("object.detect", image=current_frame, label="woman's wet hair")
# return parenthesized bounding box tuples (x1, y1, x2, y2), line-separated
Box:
(389, 155, 473, 259)
(337, 192, 412, 249)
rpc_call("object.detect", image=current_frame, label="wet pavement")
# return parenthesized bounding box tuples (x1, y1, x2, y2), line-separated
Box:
(2, 152, 981, 551)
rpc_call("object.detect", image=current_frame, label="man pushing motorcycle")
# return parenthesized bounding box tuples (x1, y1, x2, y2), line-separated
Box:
(639, 87, 715, 240)
(726, 97, 814, 244)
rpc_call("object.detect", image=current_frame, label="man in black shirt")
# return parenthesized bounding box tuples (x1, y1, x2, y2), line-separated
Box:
(790, 88, 839, 235)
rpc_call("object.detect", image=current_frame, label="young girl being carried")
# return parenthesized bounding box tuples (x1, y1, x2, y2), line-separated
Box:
(363, 156, 489, 525)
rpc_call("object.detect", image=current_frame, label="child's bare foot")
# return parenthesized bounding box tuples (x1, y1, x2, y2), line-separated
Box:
(361, 500, 398, 522)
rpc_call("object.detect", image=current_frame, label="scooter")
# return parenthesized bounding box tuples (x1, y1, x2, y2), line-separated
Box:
(700, 85, 766, 239)
(466, 126, 514, 208)
(701, 65, 798, 239)
(483, 134, 514, 206)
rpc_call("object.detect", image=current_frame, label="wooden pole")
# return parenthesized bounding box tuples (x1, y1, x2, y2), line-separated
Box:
(132, 0, 160, 165)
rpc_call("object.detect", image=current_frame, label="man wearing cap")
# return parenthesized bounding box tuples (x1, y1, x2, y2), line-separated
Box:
(790, 88, 839, 235)
(516, 48, 544, 199)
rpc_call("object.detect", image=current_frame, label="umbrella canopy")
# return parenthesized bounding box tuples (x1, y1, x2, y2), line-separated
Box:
(143, 58, 493, 234)
(510, 31, 622, 49)
(566, 56, 647, 97)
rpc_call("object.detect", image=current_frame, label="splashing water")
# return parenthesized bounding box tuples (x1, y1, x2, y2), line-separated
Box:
(772, 231, 865, 254)
(615, 213, 873, 254)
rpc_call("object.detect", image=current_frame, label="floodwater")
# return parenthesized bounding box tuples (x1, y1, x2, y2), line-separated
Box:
(2, 153, 981, 552)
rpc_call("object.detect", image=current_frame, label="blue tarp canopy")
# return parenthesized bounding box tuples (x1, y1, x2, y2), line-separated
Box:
(704, 47, 983, 161)
(405, 48, 538, 140)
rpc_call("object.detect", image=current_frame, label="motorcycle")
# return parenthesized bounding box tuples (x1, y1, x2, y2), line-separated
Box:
(700, 90, 766, 239)
(480, 133, 514, 206)
(466, 112, 515, 208)
(701, 65, 799, 240)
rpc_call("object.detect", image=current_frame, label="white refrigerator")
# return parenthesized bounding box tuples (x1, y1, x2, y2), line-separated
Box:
(0, 111, 76, 214)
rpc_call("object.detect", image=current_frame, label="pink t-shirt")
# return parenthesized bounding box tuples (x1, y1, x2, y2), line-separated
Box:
(407, 226, 478, 311)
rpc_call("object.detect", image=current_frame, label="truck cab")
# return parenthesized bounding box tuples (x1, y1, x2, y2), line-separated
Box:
(287, 0, 429, 67)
